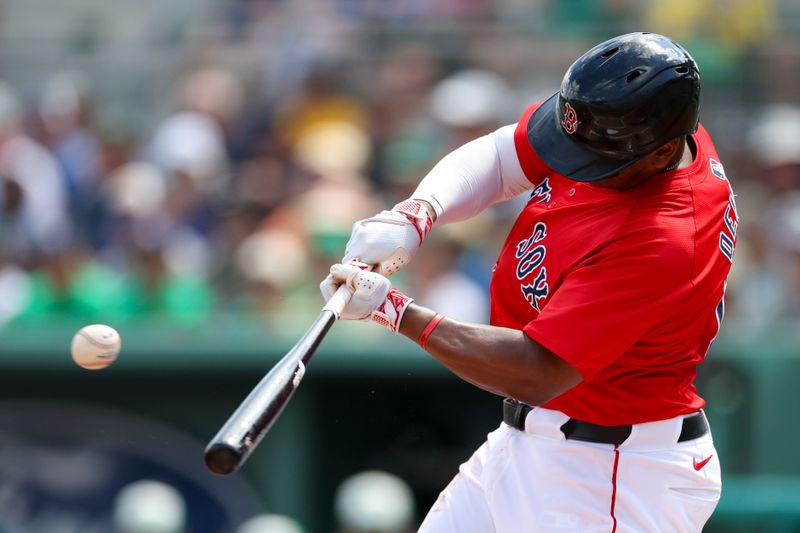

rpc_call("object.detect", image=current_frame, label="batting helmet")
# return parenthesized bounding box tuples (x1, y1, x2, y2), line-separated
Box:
(527, 32, 701, 182)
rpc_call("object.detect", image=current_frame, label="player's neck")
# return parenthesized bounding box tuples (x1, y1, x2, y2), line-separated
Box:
(669, 135, 695, 172)
(594, 136, 693, 190)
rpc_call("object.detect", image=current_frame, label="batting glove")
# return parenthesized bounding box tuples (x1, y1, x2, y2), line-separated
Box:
(320, 200, 432, 305)
(343, 199, 433, 277)
(325, 261, 413, 333)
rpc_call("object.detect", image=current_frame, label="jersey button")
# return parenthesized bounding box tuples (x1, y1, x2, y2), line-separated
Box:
(547, 201, 557, 209)
(568, 188, 576, 197)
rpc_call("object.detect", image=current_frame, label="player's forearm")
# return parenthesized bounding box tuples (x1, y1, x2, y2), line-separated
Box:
(411, 125, 532, 225)
(398, 304, 582, 405)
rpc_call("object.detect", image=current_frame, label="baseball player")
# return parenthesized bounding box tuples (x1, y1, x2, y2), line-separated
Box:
(322, 32, 735, 532)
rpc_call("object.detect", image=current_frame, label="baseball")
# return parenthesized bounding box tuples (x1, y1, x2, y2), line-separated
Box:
(71, 324, 122, 370)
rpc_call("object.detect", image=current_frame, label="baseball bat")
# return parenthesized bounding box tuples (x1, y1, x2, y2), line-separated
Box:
(203, 285, 352, 475)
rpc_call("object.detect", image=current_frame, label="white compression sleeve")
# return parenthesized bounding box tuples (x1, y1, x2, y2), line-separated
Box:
(411, 124, 533, 225)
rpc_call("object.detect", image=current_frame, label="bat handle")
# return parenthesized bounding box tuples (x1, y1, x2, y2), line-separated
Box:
(323, 261, 377, 318)
(322, 283, 353, 319)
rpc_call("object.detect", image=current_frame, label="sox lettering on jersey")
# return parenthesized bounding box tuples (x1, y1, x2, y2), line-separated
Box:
(515, 222, 550, 312)
(529, 177, 552, 204)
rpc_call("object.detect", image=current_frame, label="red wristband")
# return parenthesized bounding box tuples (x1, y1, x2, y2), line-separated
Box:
(419, 313, 445, 349)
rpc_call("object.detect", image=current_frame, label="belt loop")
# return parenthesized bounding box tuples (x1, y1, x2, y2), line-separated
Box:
(677, 411, 709, 442)
(502, 398, 531, 431)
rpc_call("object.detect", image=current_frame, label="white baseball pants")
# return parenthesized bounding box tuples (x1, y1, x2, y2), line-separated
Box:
(418, 407, 721, 533)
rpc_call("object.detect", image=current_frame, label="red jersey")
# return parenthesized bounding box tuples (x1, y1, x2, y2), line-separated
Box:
(489, 104, 738, 425)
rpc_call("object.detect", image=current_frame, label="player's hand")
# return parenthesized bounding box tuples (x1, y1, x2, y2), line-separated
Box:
(320, 199, 432, 304)
(343, 199, 434, 277)
(325, 262, 413, 332)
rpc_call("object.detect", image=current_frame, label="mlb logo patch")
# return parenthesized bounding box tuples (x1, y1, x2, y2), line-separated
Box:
(710, 158, 726, 180)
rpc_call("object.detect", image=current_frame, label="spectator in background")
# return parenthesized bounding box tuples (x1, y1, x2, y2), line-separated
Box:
(119, 66, 249, 323)
(232, 224, 311, 318)
(644, 0, 776, 80)
(367, 44, 444, 195)
(727, 104, 800, 326)
(763, 192, 800, 316)
(273, 62, 367, 157)
(232, 116, 380, 323)
(747, 104, 800, 193)
(0, 81, 73, 325)
(149, 65, 243, 205)
(98, 161, 215, 324)
(0, 81, 72, 263)
(428, 69, 516, 151)
(37, 71, 105, 248)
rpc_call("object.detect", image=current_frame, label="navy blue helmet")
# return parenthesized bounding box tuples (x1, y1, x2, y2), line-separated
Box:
(527, 32, 701, 182)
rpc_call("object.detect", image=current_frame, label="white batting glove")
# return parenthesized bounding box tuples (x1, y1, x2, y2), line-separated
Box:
(325, 262, 413, 333)
(343, 199, 434, 277)
(320, 199, 433, 304)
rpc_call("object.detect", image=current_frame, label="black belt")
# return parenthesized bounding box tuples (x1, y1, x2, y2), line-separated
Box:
(502, 398, 708, 445)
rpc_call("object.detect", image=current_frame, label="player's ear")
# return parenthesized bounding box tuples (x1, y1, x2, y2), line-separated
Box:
(650, 137, 683, 167)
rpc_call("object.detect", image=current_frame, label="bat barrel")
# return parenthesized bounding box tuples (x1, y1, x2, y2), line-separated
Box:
(203, 308, 338, 475)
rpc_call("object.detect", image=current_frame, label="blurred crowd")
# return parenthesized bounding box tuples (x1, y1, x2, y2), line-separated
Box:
(1, 0, 800, 330)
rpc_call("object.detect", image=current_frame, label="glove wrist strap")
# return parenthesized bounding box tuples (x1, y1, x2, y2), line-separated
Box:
(392, 200, 433, 244)
(370, 288, 413, 333)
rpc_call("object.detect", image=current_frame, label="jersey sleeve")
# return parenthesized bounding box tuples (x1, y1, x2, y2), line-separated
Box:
(523, 228, 693, 382)
(514, 103, 552, 184)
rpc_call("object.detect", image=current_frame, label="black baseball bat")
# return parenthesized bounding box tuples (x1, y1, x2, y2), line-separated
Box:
(203, 286, 351, 475)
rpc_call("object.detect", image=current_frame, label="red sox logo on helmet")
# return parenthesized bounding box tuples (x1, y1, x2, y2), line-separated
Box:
(561, 103, 578, 134)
